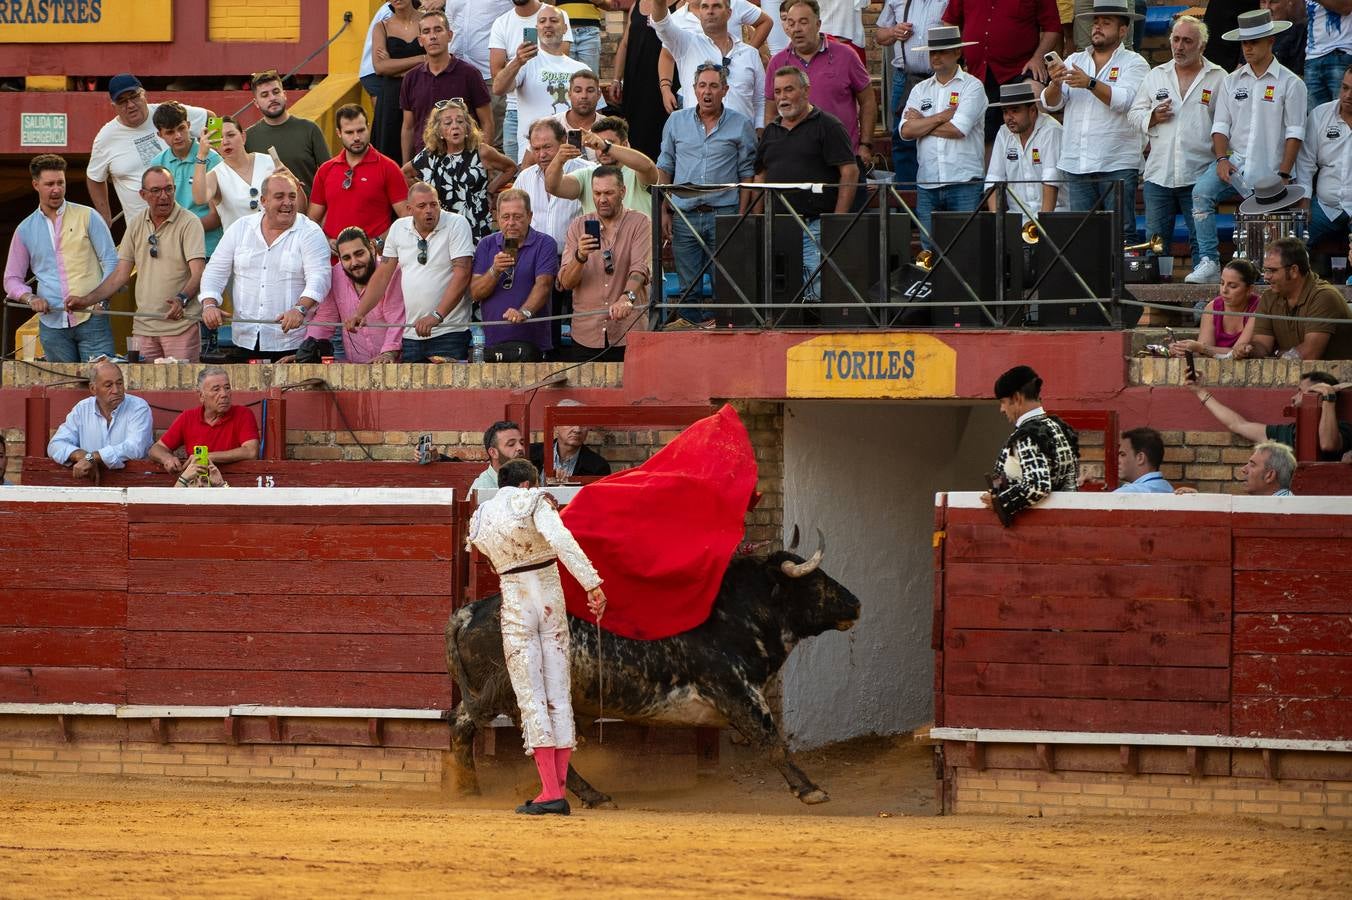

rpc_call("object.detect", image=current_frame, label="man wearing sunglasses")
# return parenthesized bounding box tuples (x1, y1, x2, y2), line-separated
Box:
(652, 0, 766, 126)
(309, 104, 409, 251)
(69, 167, 207, 363)
(348, 182, 475, 361)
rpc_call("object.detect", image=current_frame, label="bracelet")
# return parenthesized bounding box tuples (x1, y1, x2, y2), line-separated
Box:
(428, 309, 444, 322)
(195, 159, 208, 165)
(659, 79, 672, 87)
(177, 476, 191, 486)
(1198, 392, 1213, 403)
(1277, 171, 1291, 179)
(202, 298, 220, 308)
(1216, 155, 1230, 162)
(575, 249, 587, 263)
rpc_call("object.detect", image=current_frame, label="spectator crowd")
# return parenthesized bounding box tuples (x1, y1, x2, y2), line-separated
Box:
(4, 0, 1352, 369)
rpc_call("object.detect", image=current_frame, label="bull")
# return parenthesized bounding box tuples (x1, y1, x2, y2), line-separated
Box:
(444, 529, 860, 807)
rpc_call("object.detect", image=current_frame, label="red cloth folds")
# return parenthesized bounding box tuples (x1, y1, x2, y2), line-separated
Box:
(559, 404, 759, 640)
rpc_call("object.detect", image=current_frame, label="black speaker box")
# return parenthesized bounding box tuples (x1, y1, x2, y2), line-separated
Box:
(816, 213, 912, 328)
(713, 215, 805, 327)
(1030, 211, 1140, 328)
(928, 212, 1026, 327)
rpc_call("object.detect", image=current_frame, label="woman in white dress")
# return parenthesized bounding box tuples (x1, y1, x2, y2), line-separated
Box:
(192, 116, 305, 232)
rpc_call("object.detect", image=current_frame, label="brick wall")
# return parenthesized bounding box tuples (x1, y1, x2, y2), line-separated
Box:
(952, 767, 1352, 830)
(210, 0, 301, 43)
(0, 739, 444, 790)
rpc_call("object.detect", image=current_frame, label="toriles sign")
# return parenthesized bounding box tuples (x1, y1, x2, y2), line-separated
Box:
(786, 333, 957, 398)
(0, 0, 172, 42)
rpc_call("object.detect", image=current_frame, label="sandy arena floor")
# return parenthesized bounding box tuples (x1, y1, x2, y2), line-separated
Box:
(2, 738, 1350, 899)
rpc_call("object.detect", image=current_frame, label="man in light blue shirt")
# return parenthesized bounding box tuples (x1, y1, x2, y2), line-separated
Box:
(657, 61, 758, 328)
(47, 359, 153, 481)
(1114, 426, 1174, 494)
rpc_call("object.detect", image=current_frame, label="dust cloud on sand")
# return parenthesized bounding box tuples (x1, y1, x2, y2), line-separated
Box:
(3, 737, 1350, 898)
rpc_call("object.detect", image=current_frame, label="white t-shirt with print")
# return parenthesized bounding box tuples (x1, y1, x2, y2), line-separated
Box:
(489, 10, 577, 112)
(512, 50, 591, 160)
(87, 104, 208, 220)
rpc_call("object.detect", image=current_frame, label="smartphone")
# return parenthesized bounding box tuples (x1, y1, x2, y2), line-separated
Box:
(504, 236, 520, 256)
(1043, 50, 1063, 68)
(206, 115, 224, 145)
(566, 129, 583, 149)
(193, 445, 210, 469)
(584, 219, 601, 243)
(522, 26, 538, 44)
(1185, 351, 1197, 381)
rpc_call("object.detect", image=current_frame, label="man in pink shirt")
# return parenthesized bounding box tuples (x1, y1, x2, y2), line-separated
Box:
(765, 0, 876, 164)
(305, 226, 405, 363)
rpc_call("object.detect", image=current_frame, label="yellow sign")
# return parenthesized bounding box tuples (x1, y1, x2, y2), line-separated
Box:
(0, 1, 173, 43)
(786, 333, 957, 399)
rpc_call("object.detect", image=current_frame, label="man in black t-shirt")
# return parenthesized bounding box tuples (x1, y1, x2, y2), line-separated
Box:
(755, 66, 858, 302)
(1188, 370, 1352, 462)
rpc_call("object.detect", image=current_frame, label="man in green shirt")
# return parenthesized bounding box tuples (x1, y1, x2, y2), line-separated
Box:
(243, 69, 330, 192)
(1188, 369, 1352, 462)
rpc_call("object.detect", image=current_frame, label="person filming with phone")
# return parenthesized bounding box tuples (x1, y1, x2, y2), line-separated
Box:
(148, 366, 260, 481)
(469, 188, 558, 361)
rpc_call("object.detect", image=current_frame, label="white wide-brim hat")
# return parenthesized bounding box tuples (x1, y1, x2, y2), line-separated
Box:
(1222, 9, 1293, 42)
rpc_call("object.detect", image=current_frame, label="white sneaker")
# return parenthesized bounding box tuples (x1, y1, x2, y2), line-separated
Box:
(1184, 257, 1220, 284)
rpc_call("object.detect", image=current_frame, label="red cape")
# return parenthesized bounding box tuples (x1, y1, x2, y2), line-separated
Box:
(559, 404, 758, 640)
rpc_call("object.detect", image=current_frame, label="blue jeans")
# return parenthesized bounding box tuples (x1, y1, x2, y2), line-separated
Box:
(671, 205, 736, 323)
(915, 181, 984, 251)
(1306, 50, 1352, 107)
(503, 107, 518, 166)
(1065, 169, 1140, 244)
(1308, 201, 1352, 249)
(402, 330, 470, 362)
(890, 68, 925, 185)
(1191, 166, 1244, 263)
(801, 218, 824, 302)
(1142, 181, 1198, 263)
(568, 26, 602, 75)
(38, 314, 114, 363)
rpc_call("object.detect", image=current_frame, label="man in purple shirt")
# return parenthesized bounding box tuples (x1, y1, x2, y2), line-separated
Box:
(400, 9, 494, 163)
(765, 0, 876, 164)
(469, 188, 558, 360)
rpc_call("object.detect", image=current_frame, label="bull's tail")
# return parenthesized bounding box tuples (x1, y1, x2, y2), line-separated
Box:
(444, 606, 480, 709)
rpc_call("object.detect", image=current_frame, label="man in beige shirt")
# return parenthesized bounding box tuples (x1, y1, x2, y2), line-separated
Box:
(71, 165, 206, 361)
(558, 166, 651, 362)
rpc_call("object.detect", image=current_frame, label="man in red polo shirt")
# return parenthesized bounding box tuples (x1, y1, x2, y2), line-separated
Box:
(148, 365, 260, 479)
(308, 104, 408, 250)
(942, 0, 1061, 141)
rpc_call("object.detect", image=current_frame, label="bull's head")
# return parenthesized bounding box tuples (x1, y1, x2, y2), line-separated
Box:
(769, 526, 860, 639)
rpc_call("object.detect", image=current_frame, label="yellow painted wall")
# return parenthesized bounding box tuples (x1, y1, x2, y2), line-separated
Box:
(210, 0, 301, 42)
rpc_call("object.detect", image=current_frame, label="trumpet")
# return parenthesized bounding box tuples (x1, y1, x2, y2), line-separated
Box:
(1020, 221, 1040, 245)
(914, 250, 935, 271)
(1124, 234, 1165, 255)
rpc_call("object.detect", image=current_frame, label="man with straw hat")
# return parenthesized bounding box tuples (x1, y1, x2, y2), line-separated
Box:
(984, 81, 1066, 221)
(1042, 0, 1147, 246)
(1185, 8, 1308, 284)
(900, 24, 987, 250)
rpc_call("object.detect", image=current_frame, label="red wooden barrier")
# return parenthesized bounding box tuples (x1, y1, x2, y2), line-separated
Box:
(20, 458, 485, 491)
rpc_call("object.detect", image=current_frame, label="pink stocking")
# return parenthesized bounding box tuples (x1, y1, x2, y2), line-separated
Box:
(555, 747, 572, 796)
(532, 747, 562, 802)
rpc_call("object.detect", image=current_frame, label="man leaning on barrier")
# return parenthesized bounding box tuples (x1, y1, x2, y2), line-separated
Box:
(1188, 368, 1352, 462)
(47, 360, 153, 482)
(1176, 441, 1299, 495)
(148, 366, 261, 479)
(981, 365, 1080, 525)
(1231, 236, 1352, 361)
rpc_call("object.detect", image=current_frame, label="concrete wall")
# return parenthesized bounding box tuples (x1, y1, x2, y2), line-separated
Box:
(779, 401, 1008, 749)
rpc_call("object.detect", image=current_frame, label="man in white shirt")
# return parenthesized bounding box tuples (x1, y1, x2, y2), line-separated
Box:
(516, 118, 595, 254)
(1127, 15, 1225, 268)
(46, 360, 153, 481)
(1295, 65, 1352, 257)
(985, 82, 1065, 220)
(489, 0, 575, 165)
(491, 3, 583, 163)
(1304, 1, 1352, 106)
(200, 172, 332, 361)
(87, 73, 208, 225)
(671, 0, 772, 45)
(900, 26, 987, 250)
(652, 0, 767, 126)
(1042, 1, 1147, 246)
(817, 0, 871, 59)
(347, 182, 475, 362)
(1186, 9, 1308, 283)
(445, 0, 514, 152)
(877, 0, 949, 183)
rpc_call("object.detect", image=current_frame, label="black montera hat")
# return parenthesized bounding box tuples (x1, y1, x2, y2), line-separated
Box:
(994, 365, 1043, 400)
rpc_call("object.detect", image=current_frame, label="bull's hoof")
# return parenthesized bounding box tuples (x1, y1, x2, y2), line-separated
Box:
(577, 794, 617, 810)
(797, 788, 830, 805)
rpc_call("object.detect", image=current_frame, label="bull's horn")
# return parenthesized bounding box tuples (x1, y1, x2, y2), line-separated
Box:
(781, 528, 825, 578)
(787, 525, 801, 551)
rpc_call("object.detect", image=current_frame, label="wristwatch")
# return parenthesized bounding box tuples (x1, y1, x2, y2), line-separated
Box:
(175, 292, 190, 304)
(428, 309, 444, 322)
(603, 139, 614, 154)
(518, 307, 533, 319)
(291, 303, 308, 315)
(1087, 77, 1098, 90)
(624, 290, 638, 304)
(1322, 394, 1337, 403)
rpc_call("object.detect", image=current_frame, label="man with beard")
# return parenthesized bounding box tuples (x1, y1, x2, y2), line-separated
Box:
(200, 173, 332, 361)
(309, 104, 410, 249)
(1042, 1, 1148, 246)
(489, 0, 576, 165)
(981, 365, 1080, 525)
(471, 420, 529, 494)
(1127, 15, 1225, 269)
(304, 227, 405, 363)
(985, 81, 1065, 220)
(69, 166, 207, 363)
(552, 70, 609, 154)
(244, 69, 330, 193)
(87, 74, 209, 225)
(149, 366, 261, 478)
(47, 360, 153, 481)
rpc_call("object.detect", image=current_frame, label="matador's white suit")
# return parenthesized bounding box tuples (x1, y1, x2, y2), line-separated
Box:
(467, 486, 602, 756)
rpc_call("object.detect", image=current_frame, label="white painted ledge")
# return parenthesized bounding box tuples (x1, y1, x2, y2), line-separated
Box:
(938, 490, 1352, 515)
(931, 727, 1352, 754)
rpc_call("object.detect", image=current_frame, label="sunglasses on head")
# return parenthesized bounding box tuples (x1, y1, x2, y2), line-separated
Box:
(434, 97, 468, 110)
(695, 61, 729, 76)
(417, 236, 429, 265)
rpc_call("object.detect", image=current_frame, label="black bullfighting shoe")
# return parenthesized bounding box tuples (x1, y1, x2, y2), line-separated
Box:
(514, 798, 571, 816)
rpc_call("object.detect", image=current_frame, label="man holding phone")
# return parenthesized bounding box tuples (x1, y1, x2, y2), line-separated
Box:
(469, 188, 558, 360)
(493, 5, 590, 162)
(545, 116, 660, 219)
(148, 366, 260, 478)
(489, 0, 575, 165)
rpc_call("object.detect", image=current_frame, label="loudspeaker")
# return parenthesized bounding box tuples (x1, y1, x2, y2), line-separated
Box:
(817, 213, 912, 327)
(928, 212, 1026, 327)
(713, 215, 805, 327)
(1030, 211, 1139, 328)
